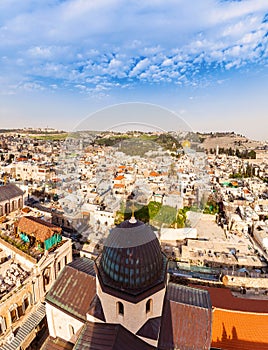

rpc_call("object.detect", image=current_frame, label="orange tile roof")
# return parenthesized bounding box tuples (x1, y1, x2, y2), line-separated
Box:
(193, 286, 268, 349)
(149, 171, 160, 177)
(114, 175, 125, 181)
(17, 216, 61, 242)
(113, 184, 125, 188)
(211, 309, 268, 350)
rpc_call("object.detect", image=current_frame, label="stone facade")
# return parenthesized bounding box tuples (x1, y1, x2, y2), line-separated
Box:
(97, 276, 166, 334)
(0, 195, 24, 216)
(46, 303, 84, 343)
(0, 277, 33, 342)
(0, 237, 72, 346)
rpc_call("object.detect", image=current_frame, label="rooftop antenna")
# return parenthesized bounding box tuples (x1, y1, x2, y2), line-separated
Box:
(129, 201, 137, 224)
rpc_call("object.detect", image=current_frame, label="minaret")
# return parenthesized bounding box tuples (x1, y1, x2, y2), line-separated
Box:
(129, 201, 137, 224)
(216, 145, 219, 156)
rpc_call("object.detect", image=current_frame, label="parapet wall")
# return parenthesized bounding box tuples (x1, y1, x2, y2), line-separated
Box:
(226, 274, 268, 289)
(0, 238, 36, 270)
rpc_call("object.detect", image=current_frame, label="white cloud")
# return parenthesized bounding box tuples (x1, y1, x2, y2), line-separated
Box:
(129, 58, 150, 77)
(0, 0, 267, 94)
(19, 81, 45, 91)
(28, 46, 53, 58)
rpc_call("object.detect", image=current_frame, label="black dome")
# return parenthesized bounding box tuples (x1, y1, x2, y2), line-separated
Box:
(99, 219, 165, 292)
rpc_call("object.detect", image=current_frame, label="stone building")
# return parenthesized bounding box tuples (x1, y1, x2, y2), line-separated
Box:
(43, 215, 268, 350)
(44, 217, 212, 349)
(0, 217, 72, 349)
(0, 184, 24, 217)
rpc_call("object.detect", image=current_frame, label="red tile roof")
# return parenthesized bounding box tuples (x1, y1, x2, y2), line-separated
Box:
(17, 216, 61, 242)
(197, 286, 268, 313)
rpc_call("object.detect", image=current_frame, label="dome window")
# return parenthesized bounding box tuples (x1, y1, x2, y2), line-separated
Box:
(117, 301, 124, 316)
(146, 299, 152, 314)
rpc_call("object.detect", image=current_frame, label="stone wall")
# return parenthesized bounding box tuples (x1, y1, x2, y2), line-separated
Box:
(46, 302, 84, 342)
(226, 275, 268, 289)
(0, 279, 33, 344)
(0, 238, 36, 270)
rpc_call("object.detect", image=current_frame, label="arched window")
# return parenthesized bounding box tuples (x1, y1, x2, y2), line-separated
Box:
(69, 324, 75, 337)
(146, 299, 152, 314)
(18, 198, 23, 209)
(0, 317, 6, 335)
(43, 268, 51, 292)
(9, 304, 18, 323)
(4, 203, 10, 215)
(117, 301, 124, 316)
(11, 200, 16, 211)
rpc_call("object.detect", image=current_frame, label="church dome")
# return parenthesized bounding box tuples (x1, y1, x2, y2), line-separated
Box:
(99, 219, 166, 293)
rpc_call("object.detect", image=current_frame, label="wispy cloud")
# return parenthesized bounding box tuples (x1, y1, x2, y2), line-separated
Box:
(0, 0, 267, 95)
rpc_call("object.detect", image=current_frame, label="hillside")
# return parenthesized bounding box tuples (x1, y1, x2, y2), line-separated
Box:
(197, 132, 263, 152)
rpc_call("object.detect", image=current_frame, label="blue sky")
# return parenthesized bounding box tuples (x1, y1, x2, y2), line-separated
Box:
(0, 0, 268, 139)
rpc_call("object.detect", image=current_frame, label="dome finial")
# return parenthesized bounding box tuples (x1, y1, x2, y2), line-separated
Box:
(129, 201, 137, 224)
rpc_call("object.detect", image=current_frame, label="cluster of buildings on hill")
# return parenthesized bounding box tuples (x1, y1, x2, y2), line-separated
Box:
(0, 131, 267, 349)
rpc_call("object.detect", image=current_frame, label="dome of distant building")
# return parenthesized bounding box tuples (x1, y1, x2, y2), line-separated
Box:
(99, 219, 166, 293)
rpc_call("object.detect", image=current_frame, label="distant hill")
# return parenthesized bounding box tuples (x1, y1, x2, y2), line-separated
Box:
(197, 132, 263, 152)
(0, 128, 66, 134)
